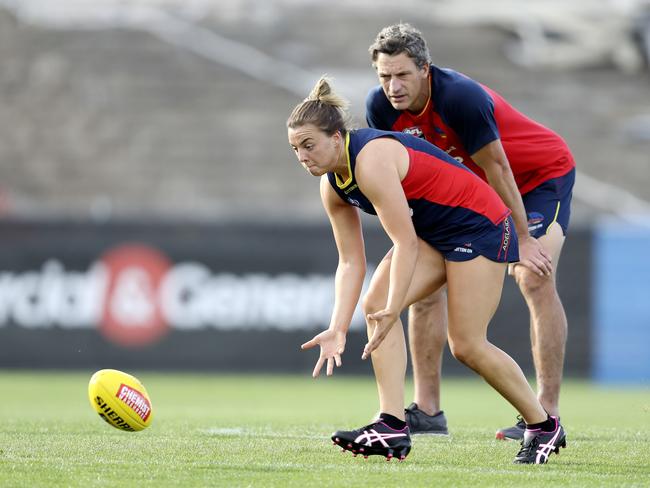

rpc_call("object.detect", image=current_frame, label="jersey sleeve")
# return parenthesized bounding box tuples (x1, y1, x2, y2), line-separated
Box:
(440, 79, 500, 155)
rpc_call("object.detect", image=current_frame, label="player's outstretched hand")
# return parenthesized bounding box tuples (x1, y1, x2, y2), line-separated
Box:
(362, 308, 399, 360)
(513, 236, 553, 277)
(301, 329, 346, 378)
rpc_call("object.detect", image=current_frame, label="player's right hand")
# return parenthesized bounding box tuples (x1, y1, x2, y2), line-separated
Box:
(301, 329, 346, 378)
(514, 235, 553, 276)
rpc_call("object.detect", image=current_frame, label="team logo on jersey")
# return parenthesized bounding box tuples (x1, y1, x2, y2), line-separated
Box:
(403, 127, 424, 139)
(433, 126, 447, 137)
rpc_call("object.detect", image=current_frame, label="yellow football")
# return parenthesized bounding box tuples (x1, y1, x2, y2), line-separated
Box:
(88, 369, 153, 432)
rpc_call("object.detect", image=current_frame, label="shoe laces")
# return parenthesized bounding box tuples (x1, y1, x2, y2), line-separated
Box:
(516, 433, 540, 458)
(405, 403, 418, 413)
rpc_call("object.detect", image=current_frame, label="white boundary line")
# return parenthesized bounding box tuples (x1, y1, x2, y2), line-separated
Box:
(202, 427, 323, 440)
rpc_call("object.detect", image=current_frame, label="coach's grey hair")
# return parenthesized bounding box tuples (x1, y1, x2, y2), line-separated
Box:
(369, 23, 431, 70)
(287, 76, 352, 136)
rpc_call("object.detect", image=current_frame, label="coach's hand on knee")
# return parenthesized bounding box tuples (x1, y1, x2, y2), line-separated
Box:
(362, 309, 399, 360)
(513, 236, 553, 277)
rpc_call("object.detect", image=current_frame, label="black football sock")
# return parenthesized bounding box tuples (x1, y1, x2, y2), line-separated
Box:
(526, 415, 555, 432)
(379, 412, 407, 430)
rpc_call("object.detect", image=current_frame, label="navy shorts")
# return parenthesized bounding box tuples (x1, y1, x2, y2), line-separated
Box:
(522, 168, 575, 238)
(436, 215, 519, 263)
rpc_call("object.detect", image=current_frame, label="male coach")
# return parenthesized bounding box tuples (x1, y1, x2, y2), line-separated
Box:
(365, 23, 575, 440)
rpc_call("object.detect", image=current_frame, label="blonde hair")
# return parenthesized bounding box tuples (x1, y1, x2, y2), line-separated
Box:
(287, 76, 352, 135)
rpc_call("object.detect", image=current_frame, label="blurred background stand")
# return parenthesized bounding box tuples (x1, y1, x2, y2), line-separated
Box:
(0, 0, 648, 384)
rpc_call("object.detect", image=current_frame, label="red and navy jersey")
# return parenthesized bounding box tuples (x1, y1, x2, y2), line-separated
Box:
(328, 128, 511, 247)
(365, 66, 575, 195)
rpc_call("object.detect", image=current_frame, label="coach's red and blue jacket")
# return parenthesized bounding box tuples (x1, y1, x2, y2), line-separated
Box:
(365, 65, 575, 195)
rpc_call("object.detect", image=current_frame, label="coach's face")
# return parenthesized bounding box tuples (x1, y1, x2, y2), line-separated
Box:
(375, 52, 429, 113)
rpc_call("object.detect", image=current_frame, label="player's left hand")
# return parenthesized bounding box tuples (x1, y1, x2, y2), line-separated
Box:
(512, 235, 553, 276)
(362, 308, 399, 360)
(301, 329, 346, 378)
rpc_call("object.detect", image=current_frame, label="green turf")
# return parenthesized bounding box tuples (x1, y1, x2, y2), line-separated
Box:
(0, 371, 648, 487)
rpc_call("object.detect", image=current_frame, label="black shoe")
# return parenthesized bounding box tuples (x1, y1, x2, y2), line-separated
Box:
(331, 418, 411, 461)
(496, 415, 526, 441)
(513, 417, 567, 464)
(404, 403, 449, 435)
(404, 402, 449, 435)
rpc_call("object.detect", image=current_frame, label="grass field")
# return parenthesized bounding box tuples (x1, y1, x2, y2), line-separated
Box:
(1, 371, 648, 487)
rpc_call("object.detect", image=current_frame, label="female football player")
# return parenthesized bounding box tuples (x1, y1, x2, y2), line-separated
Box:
(288, 77, 565, 464)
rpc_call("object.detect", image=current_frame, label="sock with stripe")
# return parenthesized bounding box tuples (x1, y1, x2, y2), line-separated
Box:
(526, 415, 555, 432)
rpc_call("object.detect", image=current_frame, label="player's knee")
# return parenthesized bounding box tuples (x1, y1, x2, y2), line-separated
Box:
(361, 291, 382, 318)
(410, 290, 444, 317)
(448, 337, 480, 368)
(410, 301, 432, 323)
(513, 265, 554, 298)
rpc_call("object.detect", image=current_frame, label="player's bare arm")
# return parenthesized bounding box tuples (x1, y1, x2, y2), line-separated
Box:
(300, 177, 366, 377)
(471, 140, 552, 276)
(355, 138, 419, 358)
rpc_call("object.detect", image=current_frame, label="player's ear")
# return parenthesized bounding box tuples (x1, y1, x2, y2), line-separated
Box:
(333, 130, 343, 147)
